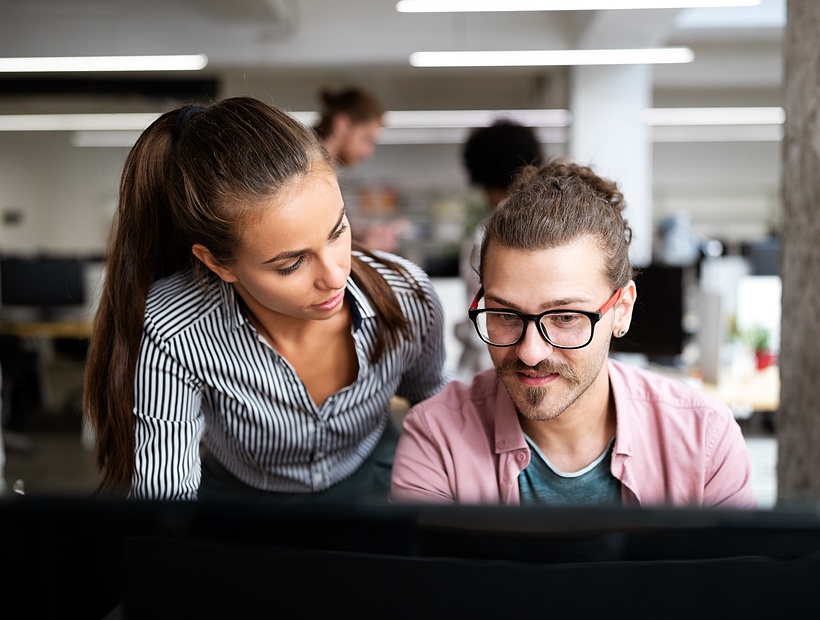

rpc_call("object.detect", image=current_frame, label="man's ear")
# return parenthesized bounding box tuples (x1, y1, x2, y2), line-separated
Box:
(191, 244, 238, 283)
(613, 280, 637, 337)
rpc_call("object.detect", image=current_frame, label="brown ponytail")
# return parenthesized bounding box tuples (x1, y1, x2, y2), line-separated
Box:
(84, 111, 185, 494)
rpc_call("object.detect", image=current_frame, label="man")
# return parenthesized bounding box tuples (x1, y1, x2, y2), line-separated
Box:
(391, 159, 756, 508)
(457, 121, 543, 377)
(314, 85, 406, 252)
(314, 85, 384, 170)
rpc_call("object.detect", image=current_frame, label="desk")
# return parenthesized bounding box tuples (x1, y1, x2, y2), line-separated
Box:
(705, 365, 780, 417)
(0, 319, 91, 418)
(0, 319, 92, 340)
(648, 362, 779, 419)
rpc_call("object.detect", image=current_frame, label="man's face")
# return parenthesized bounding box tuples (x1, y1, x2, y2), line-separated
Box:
(482, 238, 634, 422)
(336, 117, 382, 168)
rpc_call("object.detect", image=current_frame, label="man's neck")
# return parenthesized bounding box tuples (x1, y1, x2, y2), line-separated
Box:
(519, 379, 616, 474)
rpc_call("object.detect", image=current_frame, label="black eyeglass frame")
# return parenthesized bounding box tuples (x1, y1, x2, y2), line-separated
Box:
(468, 287, 623, 350)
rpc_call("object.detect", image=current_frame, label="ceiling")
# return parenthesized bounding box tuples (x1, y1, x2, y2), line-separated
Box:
(0, 0, 786, 113)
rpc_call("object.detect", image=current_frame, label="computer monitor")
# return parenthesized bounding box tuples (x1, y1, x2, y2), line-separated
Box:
(610, 264, 686, 361)
(0, 256, 86, 319)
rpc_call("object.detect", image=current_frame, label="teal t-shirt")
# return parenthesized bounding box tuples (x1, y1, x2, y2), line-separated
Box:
(519, 436, 621, 506)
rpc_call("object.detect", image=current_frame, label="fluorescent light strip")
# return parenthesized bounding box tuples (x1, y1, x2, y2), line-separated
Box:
(0, 108, 783, 149)
(385, 109, 572, 128)
(643, 107, 784, 125)
(652, 125, 783, 142)
(397, 0, 759, 13)
(410, 48, 694, 67)
(0, 113, 160, 131)
(0, 54, 208, 73)
(379, 126, 569, 145)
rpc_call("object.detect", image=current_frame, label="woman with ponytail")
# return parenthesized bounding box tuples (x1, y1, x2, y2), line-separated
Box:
(84, 96, 453, 502)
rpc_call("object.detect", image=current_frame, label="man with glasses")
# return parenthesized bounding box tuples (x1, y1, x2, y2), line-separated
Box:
(391, 159, 755, 508)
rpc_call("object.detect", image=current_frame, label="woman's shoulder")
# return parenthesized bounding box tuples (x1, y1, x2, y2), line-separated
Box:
(145, 270, 224, 337)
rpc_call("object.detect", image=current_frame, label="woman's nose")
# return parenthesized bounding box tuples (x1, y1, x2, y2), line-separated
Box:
(317, 252, 347, 290)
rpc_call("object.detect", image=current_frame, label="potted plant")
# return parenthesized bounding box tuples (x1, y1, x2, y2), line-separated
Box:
(749, 325, 775, 370)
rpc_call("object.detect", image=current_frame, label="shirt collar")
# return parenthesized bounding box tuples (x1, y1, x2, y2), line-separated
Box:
(490, 373, 529, 454)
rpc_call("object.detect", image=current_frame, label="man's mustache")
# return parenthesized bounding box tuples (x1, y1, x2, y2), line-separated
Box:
(495, 358, 578, 382)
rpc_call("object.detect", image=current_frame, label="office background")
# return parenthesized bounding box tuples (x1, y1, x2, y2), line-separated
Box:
(0, 1, 785, 504)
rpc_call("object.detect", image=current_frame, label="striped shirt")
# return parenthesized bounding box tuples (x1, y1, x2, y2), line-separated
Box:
(132, 251, 454, 500)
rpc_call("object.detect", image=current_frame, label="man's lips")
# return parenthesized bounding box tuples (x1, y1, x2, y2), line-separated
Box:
(516, 371, 559, 387)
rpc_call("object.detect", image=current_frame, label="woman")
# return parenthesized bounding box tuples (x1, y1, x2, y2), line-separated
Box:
(84, 96, 452, 502)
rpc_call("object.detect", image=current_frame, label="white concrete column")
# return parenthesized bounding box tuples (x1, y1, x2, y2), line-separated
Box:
(569, 64, 653, 267)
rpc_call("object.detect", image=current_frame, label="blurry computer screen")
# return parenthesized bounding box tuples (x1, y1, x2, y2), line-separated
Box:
(610, 264, 685, 361)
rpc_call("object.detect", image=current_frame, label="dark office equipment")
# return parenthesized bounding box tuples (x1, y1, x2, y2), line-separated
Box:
(2, 497, 820, 619)
(610, 264, 685, 360)
(744, 237, 780, 276)
(0, 256, 86, 318)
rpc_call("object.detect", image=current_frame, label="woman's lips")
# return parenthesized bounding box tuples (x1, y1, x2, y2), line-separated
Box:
(312, 290, 344, 311)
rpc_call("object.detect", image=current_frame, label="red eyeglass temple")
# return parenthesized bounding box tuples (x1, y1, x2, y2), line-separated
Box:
(469, 288, 484, 310)
(598, 288, 623, 315)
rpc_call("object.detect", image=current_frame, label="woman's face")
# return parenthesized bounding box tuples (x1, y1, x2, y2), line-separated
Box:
(204, 168, 352, 323)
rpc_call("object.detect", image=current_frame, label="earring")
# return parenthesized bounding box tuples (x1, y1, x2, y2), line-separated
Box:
(616, 329, 627, 338)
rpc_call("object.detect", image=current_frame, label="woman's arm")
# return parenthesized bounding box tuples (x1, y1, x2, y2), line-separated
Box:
(130, 325, 204, 500)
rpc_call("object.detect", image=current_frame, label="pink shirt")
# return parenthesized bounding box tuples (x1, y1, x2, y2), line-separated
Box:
(391, 359, 757, 508)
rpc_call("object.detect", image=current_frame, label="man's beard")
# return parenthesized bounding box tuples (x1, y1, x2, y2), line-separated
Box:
(495, 357, 583, 420)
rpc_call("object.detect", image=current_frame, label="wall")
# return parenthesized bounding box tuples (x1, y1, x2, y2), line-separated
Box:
(0, 132, 124, 255)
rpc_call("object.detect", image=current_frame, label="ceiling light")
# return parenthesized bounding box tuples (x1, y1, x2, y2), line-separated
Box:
(651, 125, 782, 142)
(0, 54, 208, 73)
(643, 107, 784, 125)
(384, 109, 572, 128)
(410, 48, 694, 67)
(397, 0, 759, 13)
(0, 113, 160, 131)
(0, 107, 782, 147)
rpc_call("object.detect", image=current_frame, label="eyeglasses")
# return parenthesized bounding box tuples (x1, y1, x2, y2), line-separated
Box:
(468, 288, 623, 350)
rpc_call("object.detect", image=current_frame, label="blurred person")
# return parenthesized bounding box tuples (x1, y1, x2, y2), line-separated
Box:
(391, 158, 756, 508)
(84, 96, 453, 503)
(456, 120, 543, 378)
(314, 86, 384, 170)
(314, 85, 407, 253)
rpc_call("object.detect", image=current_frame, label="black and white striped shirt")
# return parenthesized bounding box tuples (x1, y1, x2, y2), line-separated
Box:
(131, 251, 454, 499)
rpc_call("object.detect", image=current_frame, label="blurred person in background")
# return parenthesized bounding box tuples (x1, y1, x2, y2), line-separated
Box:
(456, 120, 543, 378)
(315, 86, 408, 253)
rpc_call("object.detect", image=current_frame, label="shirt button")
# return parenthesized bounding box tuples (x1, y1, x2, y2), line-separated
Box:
(516, 452, 526, 462)
(496, 441, 506, 450)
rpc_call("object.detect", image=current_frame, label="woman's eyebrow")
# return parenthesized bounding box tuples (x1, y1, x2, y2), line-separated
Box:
(261, 207, 346, 265)
(328, 207, 346, 240)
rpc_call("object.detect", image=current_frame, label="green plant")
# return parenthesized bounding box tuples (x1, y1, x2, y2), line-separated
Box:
(748, 325, 770, 353)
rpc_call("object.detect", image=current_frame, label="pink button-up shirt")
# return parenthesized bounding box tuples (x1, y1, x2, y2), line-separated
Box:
(391, 359, 757, 508)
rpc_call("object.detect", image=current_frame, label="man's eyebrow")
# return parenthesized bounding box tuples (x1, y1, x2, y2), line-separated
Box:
(485, 294, 589, 312)
(261, 207, 346, 265)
